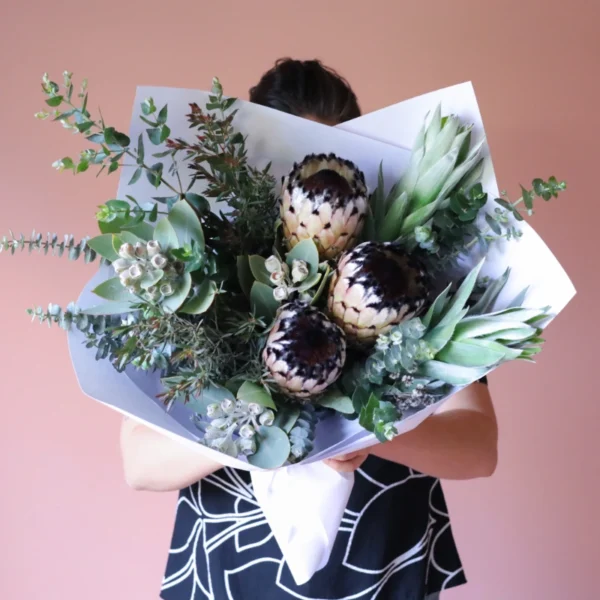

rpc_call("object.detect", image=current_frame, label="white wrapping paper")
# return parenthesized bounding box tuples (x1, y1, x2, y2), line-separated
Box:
(68, 81, 575, 585)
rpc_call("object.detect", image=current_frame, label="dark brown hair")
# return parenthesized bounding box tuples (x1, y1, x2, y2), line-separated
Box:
(249, 58, 361, 124)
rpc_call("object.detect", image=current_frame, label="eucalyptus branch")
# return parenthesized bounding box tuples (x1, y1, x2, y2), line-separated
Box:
(1, 231, 98, 263)
(38, 71, 181, 195)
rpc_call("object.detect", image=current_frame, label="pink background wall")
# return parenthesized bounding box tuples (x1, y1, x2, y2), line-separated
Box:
(1, 1, 597, 599)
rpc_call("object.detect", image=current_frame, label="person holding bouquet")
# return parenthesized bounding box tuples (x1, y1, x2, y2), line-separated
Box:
(120, 58, 498, 600)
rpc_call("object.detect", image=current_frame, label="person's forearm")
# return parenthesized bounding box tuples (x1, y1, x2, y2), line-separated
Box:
(369, 409, 498, 480)
(120, 418, 223, 492)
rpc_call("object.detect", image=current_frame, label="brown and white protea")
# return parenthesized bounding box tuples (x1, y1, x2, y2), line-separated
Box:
(327, 241, 430, 346)
(263, 301, 346, 399)
(280, 153, 368, 259)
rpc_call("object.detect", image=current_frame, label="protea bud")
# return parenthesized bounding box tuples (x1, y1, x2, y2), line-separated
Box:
(327, 241, 429, 346)
(263, 302, 346, 398)
(280, 153, 368, 259)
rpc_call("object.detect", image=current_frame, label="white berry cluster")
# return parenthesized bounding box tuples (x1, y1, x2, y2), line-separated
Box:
(265, 255, 309, 302)
(202, 398, 275, 457)
(113, 240, 179, 303)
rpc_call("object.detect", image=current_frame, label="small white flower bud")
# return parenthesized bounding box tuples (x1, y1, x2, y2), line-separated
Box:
(134, 242, 147, 258)
(35, 111, 49, 120)
(211, 418, 229, 430)
(248, 403, 264, 416)
(273, 286, 289, 302)
(128, 264, 144, 280)
(160, 283, 173, 297)
(112, 258, 131, 274)
(265, 255, 282, 273)
(291, 260, 309, 283)
(221, 399, 235, 414)
(239, 424, 256, 439)
(207, 403, 223, 418)
(118, 243, 136, 259)
(270, 270, 285, 285)
(259, 410, 275, 427)
(146, 240, 161, 257)
(239, 437, 257, 456)
(52, 159, 65, 172)
(151, 254, 168, 269)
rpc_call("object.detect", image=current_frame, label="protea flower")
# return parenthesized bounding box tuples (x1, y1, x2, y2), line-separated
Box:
(263, 302, 346, 398)
(327, 241, 429, 346)
(280, 153, 368, 259)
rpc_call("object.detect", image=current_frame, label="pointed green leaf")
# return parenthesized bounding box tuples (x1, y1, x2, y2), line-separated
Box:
(297, 272, 321, 292)
(249, 255, 273, 286)
(422, 283, 452, 328)
(167, 200, 204, 250)
(469, 268, 511, 315)
(82, 302, 137, 315)
(153, 217, 179, 250)
(437, 259, 485, 327)
(318, 389, 354, 414)
(373, 162, 386, 228)
(380, 191, 409, 241)
(180, 279, 217, 314)
(87, 234, 120, 262)
(128, 167, 142, 185)
(237, 256, 253, 298)
(419, 360, 488, 386)
(420, 115, 460, 174)
(481, 325, 539, 343)
(399, 198, 440, 236)
(424, 104, 442, 149)
(436, 138, 485, 201)
(98, 217, 154, 240)
(436, 339, 507, 367)
(397, 145, 425, 198)
(250, 281, 279, 322)
(237, 381, 276, 409)
(310, 265, 330, 304)
(92, 277, 138, 302)
(161, 273, 192, 314)
(411, 145, 460, 211)
(507, 286, 529, 308)
(425, 311, 467, 354)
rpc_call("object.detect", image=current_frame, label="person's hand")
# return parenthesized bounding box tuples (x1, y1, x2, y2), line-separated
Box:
(323, 450, 369, 473)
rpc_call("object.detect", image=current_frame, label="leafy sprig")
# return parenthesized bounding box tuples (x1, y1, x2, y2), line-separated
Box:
(1, 231, 98, 263)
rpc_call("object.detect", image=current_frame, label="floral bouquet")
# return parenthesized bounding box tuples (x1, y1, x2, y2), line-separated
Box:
(4, 71, 575, 584)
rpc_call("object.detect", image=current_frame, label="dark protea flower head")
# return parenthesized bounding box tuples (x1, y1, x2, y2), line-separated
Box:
(280, 153, 368, 259)
(327, 241, 430, 346)
(262, 301, 347, 398)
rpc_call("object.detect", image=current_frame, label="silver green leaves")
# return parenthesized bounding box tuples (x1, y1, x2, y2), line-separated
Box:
(369, 105, 485, 244)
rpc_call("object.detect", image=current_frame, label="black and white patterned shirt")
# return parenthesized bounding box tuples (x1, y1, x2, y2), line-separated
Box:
(160, 454, 467, 600)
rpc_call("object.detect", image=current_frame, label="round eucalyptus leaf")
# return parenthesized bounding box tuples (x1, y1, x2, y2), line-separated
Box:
(247, 426, 290, 469)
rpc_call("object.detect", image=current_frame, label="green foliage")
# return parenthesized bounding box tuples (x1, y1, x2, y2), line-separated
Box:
(165, 81, 278, 256)
(0, 231, 98, 263)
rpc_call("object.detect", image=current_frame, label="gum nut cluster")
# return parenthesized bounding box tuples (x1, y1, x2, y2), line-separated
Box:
(263, 301, 346, 399)
(203, 398, 276, 457)
(328, 241, 430, 346)
(280, 153, 368, 259)
(113, 240, 180, 302)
